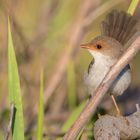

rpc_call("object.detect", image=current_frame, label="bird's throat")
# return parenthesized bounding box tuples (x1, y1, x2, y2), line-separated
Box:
(89, 50, 116, 66)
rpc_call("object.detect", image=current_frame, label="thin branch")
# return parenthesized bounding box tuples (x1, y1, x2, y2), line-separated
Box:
(64, 33, 140, 140)
(5, 103, 15, 140)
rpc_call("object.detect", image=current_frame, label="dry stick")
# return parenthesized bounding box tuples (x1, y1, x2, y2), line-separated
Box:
(5, 103, 15, 140)
(64, 34, 140, 140)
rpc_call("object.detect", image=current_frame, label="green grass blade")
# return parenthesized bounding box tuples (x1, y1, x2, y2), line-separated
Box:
(62, 101, 86, 132)
(8, 18, 24, 140)
(36, 70, 44, 140)
(67, 60, 77, 109)
(127, 0, 139, 15)
(57, 101, 87, 140)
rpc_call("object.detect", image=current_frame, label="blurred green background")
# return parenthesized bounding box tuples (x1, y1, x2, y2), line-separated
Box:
(0, 0, 140, 139)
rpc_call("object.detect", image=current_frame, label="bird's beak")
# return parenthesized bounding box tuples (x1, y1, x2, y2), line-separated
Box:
(80, 44, 90, 49)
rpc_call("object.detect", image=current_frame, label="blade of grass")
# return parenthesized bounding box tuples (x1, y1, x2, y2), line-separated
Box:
(57, 101, 87, 140)
(67, 60, 77, 109)
(8, 18, 24, 140)
(62, 101, 86, 133)
(127, 0, 139, 15)
(36, 70, 44, 140)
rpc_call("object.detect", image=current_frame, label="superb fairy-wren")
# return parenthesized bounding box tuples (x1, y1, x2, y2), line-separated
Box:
(81, 10, 138, 112)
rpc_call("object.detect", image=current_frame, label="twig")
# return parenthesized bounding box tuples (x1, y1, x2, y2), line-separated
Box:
(64, 33, 140, 140)
(5, 103, 15, 140)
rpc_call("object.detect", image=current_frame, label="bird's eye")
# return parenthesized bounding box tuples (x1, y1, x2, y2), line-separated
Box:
(96, 44, 102, 49)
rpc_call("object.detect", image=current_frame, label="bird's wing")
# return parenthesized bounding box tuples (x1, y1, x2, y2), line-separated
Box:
(101, 10, 138, 45)
(87, 58, 94, 74)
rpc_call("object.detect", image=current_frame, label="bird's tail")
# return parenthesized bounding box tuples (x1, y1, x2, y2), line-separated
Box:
(101, 10, 138, 45)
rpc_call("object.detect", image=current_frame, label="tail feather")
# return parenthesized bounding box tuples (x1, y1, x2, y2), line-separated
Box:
(105, 11, 114, 36)
(101, 10, 138, 45)
(117, 14, 131, 42)
(114, 11, 126, 39)
(123, 18, 137, 43)
(101, 21, 109, 36)
(110, 10, 118, 37)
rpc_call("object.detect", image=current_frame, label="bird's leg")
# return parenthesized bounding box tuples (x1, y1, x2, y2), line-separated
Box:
(110, 94, 121, 116)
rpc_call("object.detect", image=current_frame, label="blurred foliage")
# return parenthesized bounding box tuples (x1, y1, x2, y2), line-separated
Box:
(36, 70, 44, 140)
(67, 60, 77, 110)
(127, 0, 139, 15)
(0, 0, 140, 139)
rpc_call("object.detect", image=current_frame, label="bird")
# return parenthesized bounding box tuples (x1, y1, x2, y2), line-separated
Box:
(81, 10, 138, 114)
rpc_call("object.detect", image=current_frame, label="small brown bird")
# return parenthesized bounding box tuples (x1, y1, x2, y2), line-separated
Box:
(81, 10, 138, 113)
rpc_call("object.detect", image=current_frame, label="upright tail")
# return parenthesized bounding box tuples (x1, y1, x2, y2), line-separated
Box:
(101, 10, 138, 45)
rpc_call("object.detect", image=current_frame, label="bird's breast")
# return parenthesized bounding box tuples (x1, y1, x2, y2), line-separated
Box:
(84, 51, 131, 96)
(84, 55, 115, 94)
(84, 57, 131, 96)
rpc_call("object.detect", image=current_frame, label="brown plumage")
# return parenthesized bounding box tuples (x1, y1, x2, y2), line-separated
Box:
(101, 10, 138, 45)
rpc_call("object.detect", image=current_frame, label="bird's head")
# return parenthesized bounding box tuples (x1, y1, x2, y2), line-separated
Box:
(81, 36, 123, 60)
